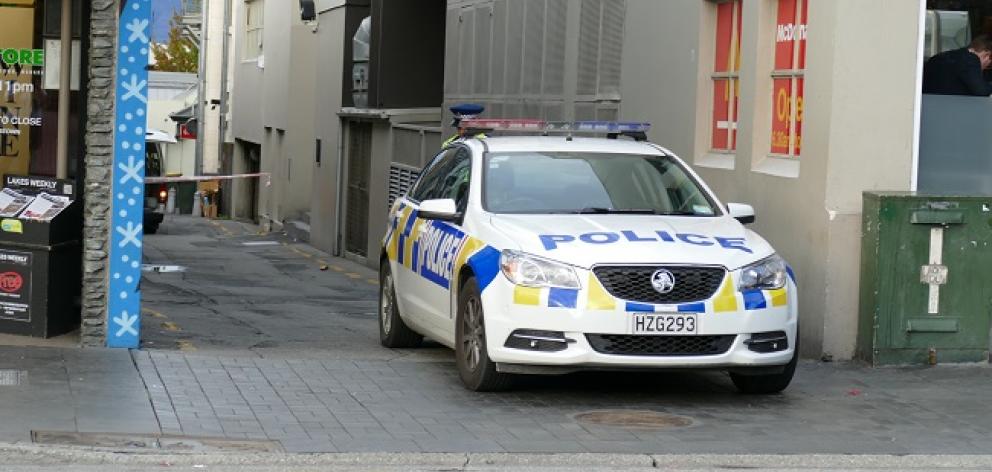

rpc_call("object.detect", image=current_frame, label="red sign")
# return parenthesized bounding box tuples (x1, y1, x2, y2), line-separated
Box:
(711, 0, 742, 152)
(0, 272, 23, 293)
(770, 0, 807, 156)
(179, 122, 196, 140)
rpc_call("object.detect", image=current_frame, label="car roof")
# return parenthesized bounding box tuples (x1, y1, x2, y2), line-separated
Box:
(465, 136, 669, 156)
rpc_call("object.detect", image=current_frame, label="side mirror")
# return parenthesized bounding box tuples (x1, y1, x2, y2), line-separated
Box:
(727, 203, 756, 225)
(419, 199, 461, 222)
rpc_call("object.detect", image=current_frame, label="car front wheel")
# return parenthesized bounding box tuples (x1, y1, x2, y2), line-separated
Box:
(455, 277, 512, 392)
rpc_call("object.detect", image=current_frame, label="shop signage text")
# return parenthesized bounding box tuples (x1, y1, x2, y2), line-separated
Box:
(0, 49, 43, 67)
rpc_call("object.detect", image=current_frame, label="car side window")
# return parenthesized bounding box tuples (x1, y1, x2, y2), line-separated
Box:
(409, 149, 455, 202)
(433, 148, 472, 213)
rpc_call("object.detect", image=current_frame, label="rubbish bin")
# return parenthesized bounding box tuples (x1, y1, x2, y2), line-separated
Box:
(858, 192, 992, 365)
(0, 176, 82, 338)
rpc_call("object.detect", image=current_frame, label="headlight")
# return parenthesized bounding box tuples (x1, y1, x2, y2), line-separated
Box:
(500, 250, 580, 289)
(738, 255, 787, 291)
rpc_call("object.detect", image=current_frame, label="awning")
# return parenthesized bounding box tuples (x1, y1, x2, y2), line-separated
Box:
(169, 104, 196, 122)
(146, 128, 178, 144)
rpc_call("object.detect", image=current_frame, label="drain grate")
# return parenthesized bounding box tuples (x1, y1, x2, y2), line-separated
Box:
(574, 410, 694, 430)
(0, 370, 25, 386)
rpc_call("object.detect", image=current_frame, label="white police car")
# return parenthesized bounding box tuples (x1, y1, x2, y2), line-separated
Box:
(378, 120, 798, 393)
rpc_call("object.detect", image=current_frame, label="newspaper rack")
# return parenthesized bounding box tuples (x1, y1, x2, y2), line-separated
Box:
(0, 175, 82, 338)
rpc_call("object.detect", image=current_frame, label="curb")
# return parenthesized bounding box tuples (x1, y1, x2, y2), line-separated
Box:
(1, 443, 992, 469)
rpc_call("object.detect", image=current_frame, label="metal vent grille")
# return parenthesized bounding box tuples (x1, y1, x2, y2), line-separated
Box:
(388, 164, 420, 208)
(345, 122, 372, 257)
(577, 0, 602, 96)
(523, 0, 545, 95)
(586, 334, 736, 357)
(458, 7, 475, 95)
(544, 0, 567, 95)
(491, 0, 508, 94)
(598, 0, 625, 96)
(593, 266, 727, 304)
(474, 4, 492, 94)
(444, 9, 460, 95)
(505, 0, 525, 95)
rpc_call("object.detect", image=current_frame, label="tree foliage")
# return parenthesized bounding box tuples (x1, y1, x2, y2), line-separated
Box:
(152, 13, 198, 73)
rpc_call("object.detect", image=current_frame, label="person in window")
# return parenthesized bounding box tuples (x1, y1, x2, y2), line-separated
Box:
(923, 35, 992, 96)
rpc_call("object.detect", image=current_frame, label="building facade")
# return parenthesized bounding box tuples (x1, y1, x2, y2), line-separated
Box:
(443, 0, 924, 360)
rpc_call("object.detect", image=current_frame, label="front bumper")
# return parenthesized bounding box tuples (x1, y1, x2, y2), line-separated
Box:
(481, 275, 798, 370)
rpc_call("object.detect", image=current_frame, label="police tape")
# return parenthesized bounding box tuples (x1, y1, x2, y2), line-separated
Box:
(144, 172, 271, 184)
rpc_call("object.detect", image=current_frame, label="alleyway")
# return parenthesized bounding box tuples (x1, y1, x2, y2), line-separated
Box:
(140, 216, 387, 355)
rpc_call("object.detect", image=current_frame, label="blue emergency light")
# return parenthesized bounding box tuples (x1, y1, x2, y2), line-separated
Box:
(459, 119, 652, 141)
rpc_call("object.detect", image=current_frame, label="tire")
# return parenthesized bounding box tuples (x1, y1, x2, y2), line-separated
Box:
(455, 277, 513, 392)
(144, 222, 159, 235)
(730, 331, 799, 395)
(378, 260, 422, 348)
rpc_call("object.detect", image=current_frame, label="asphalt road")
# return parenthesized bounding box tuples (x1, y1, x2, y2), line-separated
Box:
(140, 216, 393, 356)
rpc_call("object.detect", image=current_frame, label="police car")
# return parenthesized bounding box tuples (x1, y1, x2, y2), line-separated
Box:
(379, 119, 798, 394)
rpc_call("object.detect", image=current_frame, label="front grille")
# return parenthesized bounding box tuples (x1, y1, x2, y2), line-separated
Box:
(586, 334, 736, 357)
(593, 266, 726, 304)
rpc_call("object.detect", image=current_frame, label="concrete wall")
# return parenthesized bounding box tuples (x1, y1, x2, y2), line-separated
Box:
(620, 0, 922, 359)
(309, 6, 349, 254)
(230, 0, 316, 227)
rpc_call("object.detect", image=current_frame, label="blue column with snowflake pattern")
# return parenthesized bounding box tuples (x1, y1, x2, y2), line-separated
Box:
(107, 0, 151, 348)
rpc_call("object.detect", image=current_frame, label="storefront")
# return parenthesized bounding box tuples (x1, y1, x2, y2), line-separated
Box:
(918, 0, 992, 195)
(1, 0, 87, 180)
(0, 1, 154, 347)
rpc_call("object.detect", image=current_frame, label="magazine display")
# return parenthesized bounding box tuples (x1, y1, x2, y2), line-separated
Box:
(0, 188, 31, 218)
(19, 193, 70, 221)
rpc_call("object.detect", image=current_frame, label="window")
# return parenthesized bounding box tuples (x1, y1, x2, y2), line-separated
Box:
(711, 0, 743, 152)
(409, 148, 457, 202)
(434, 149, 472, 213)
(483, 152, 719, 216)
(770, 0, 807, 158)
(244, 0, 264, 60)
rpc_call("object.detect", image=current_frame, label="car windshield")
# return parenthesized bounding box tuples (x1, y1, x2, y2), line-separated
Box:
(484, 152, 719, 215)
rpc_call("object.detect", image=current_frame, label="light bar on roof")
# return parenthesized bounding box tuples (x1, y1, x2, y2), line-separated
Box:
(458, 119, 652, 137)
(574, 121, 652, 133)
(459, 118, 546, 130)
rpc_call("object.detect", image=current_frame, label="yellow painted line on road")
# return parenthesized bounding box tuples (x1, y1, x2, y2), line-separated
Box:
(143, 308, 167, 319)
(346, 273, 362, 279)
(161, 322, 182, 332)
(366, 278, 379, 285)
(330, 265, 345, 272)
(177, 340, 197, 352)
(209, 220, 234, 236)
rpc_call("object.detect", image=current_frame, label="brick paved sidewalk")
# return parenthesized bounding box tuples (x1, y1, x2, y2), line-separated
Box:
(133, 349, 992, 455)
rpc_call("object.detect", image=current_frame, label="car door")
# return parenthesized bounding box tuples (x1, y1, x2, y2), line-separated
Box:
(408, 146, 474, 330)
(391, 148, 456, 325)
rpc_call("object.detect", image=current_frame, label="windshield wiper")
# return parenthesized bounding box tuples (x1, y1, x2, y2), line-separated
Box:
(572, 207, 658, 215)
(654, 210, 707, 216)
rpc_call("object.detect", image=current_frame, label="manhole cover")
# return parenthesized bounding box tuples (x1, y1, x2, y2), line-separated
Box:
(0, 370, 25, 386)
(574, 410, 694, 429)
